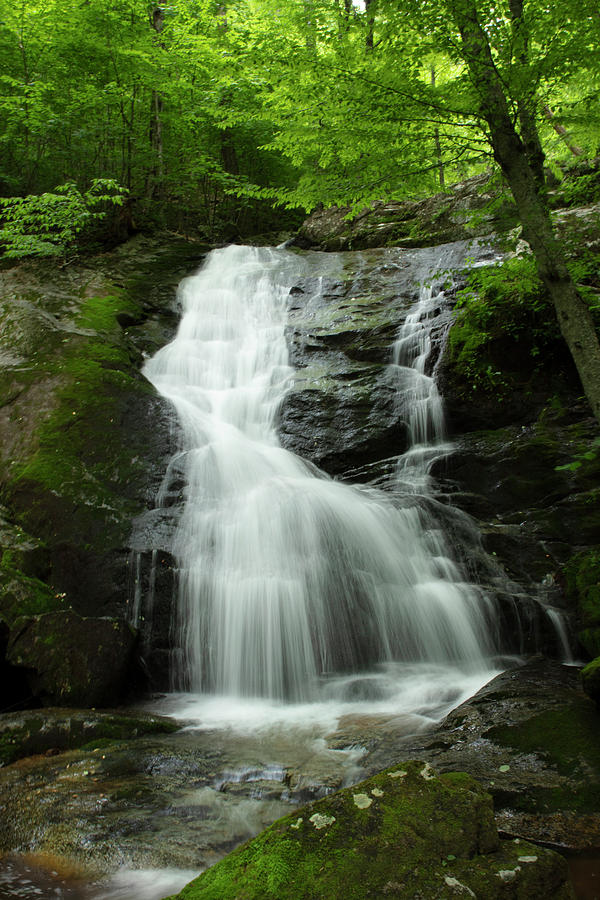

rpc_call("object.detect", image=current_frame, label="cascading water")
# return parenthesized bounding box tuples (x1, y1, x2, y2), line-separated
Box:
(142, 243, 500, 708)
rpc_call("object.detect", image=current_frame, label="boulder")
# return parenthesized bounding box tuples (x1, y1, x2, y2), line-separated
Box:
(164, 760, 573, 900)
(292, 174, 518, 251)
(0, 706, 177, 767)
(363, 659, 600, 851)
(0, 236, 205, 704)
(7, 610, 136, 707)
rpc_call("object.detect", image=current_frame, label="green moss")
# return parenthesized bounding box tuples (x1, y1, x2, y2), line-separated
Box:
(76, 292, 140, 334)
(0, 559, 63, 627)
(447, 256, 559, 397)
(0, 711, 178, 766)
(164, 761, 571, 900)
(7, 321, 153, 545)
(564, 549, 600, 629)
(488, 703, 600, 811)
(579, 627, 600, 658)
(581, 656, 600, 704)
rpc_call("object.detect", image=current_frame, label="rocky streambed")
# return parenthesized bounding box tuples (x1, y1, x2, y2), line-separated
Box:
(0, 658, 598, 898)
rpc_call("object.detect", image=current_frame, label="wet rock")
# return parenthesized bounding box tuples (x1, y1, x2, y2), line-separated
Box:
(0, 721, 342, 875)
(163, 759, 573, 900)
(0, 707, 177, 767)
(432, 406, 600, 614)
(278, 244, 471, 477)
(0, 236, 205, 706)
(292, 174, 518, 251)
(363, 659, 600, 851)
(6, 611, 137, 707)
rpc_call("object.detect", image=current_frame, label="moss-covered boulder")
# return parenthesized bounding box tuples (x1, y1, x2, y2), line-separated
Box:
(581, 657, 600, 705)
(369, 660, 600, 851)
(564, 549, 600, 658)
(165, 760, 573, 900)
(6, 610, 136, 707)
(0, 236, 205, 705)
(0, 707, 177, 767)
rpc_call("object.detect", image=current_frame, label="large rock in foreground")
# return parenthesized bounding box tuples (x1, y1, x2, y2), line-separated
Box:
(363, 660, 600, 851)
(166, 760, 573, 900)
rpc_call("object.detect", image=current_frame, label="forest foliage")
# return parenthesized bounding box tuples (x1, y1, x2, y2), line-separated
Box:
(0, 0, 599, 248)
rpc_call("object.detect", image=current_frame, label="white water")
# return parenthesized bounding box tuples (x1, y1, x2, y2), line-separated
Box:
(142, 244, 500, 714)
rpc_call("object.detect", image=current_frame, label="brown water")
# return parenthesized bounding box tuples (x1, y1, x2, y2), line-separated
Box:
(0, 855, 199, 900)
(568, 853, 600, 900)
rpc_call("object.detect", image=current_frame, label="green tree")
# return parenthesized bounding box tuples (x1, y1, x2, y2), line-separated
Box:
(240, 0, 600, 422)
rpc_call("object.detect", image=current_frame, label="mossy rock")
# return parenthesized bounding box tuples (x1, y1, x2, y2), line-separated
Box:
(581, 657, 600, 705)
(578, 627, 600, 658)
(6, 610, 136, 707)
(0, 708, 177, 767)
(563, 549, 600, 656)
(564, 549, 600, 627)
(165, 760, 573, 900)
(0, 239, 199, 666)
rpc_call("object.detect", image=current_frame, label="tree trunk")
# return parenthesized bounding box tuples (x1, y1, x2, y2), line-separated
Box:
(453, 0, 600, 423)
(216, 2, 239, 176)
(543, 105, 584, 157)
(507, 0, 545, 190)
(147, 6, 165, 198)
(365, 0, 375, 50)
(430, 67, 445, 189)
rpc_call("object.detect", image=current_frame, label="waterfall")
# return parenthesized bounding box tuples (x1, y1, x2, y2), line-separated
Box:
(142, 244, 499, 703)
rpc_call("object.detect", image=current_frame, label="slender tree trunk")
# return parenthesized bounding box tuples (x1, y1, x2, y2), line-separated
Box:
(507, 0, 545, 190)
(148, 6, 165, 198)
(430, 67, 445, 189)
(543, 105, 584, 157)
(337, 0, 353, 35)
(216, 2, 239, 177)
(453, 0, 600, 423)
(365, 0, 375, 50)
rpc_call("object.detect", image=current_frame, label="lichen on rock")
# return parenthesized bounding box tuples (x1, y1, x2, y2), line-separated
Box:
(163, 760, 574, 900)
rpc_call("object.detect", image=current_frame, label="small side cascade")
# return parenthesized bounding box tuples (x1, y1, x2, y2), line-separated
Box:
(391, 279, 452, 491)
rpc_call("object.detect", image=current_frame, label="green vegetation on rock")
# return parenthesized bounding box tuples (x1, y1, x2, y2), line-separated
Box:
(581, 657, 600, 705)
(0, 709, 178, 767)
(490, 703, 600, 778)
(565, 550, 600, 629)
(448, 255, 562, 395)
(3, 284, 155, 549)
(165, 761, 573, 900)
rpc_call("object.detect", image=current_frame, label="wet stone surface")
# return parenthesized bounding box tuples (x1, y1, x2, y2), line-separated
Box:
(0, 659, 598, 895)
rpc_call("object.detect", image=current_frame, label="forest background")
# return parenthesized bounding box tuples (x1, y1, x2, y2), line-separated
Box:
(1, 0, 600, 418)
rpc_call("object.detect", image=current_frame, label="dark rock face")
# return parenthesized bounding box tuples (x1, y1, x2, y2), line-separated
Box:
(0, 236, 206, 706)
(432, 406, 600, 596)
(279, 276, 409, 474)
(377, 659, 600, 852)
(277, 243, 483, 478)
(7, 611, 136, 707)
